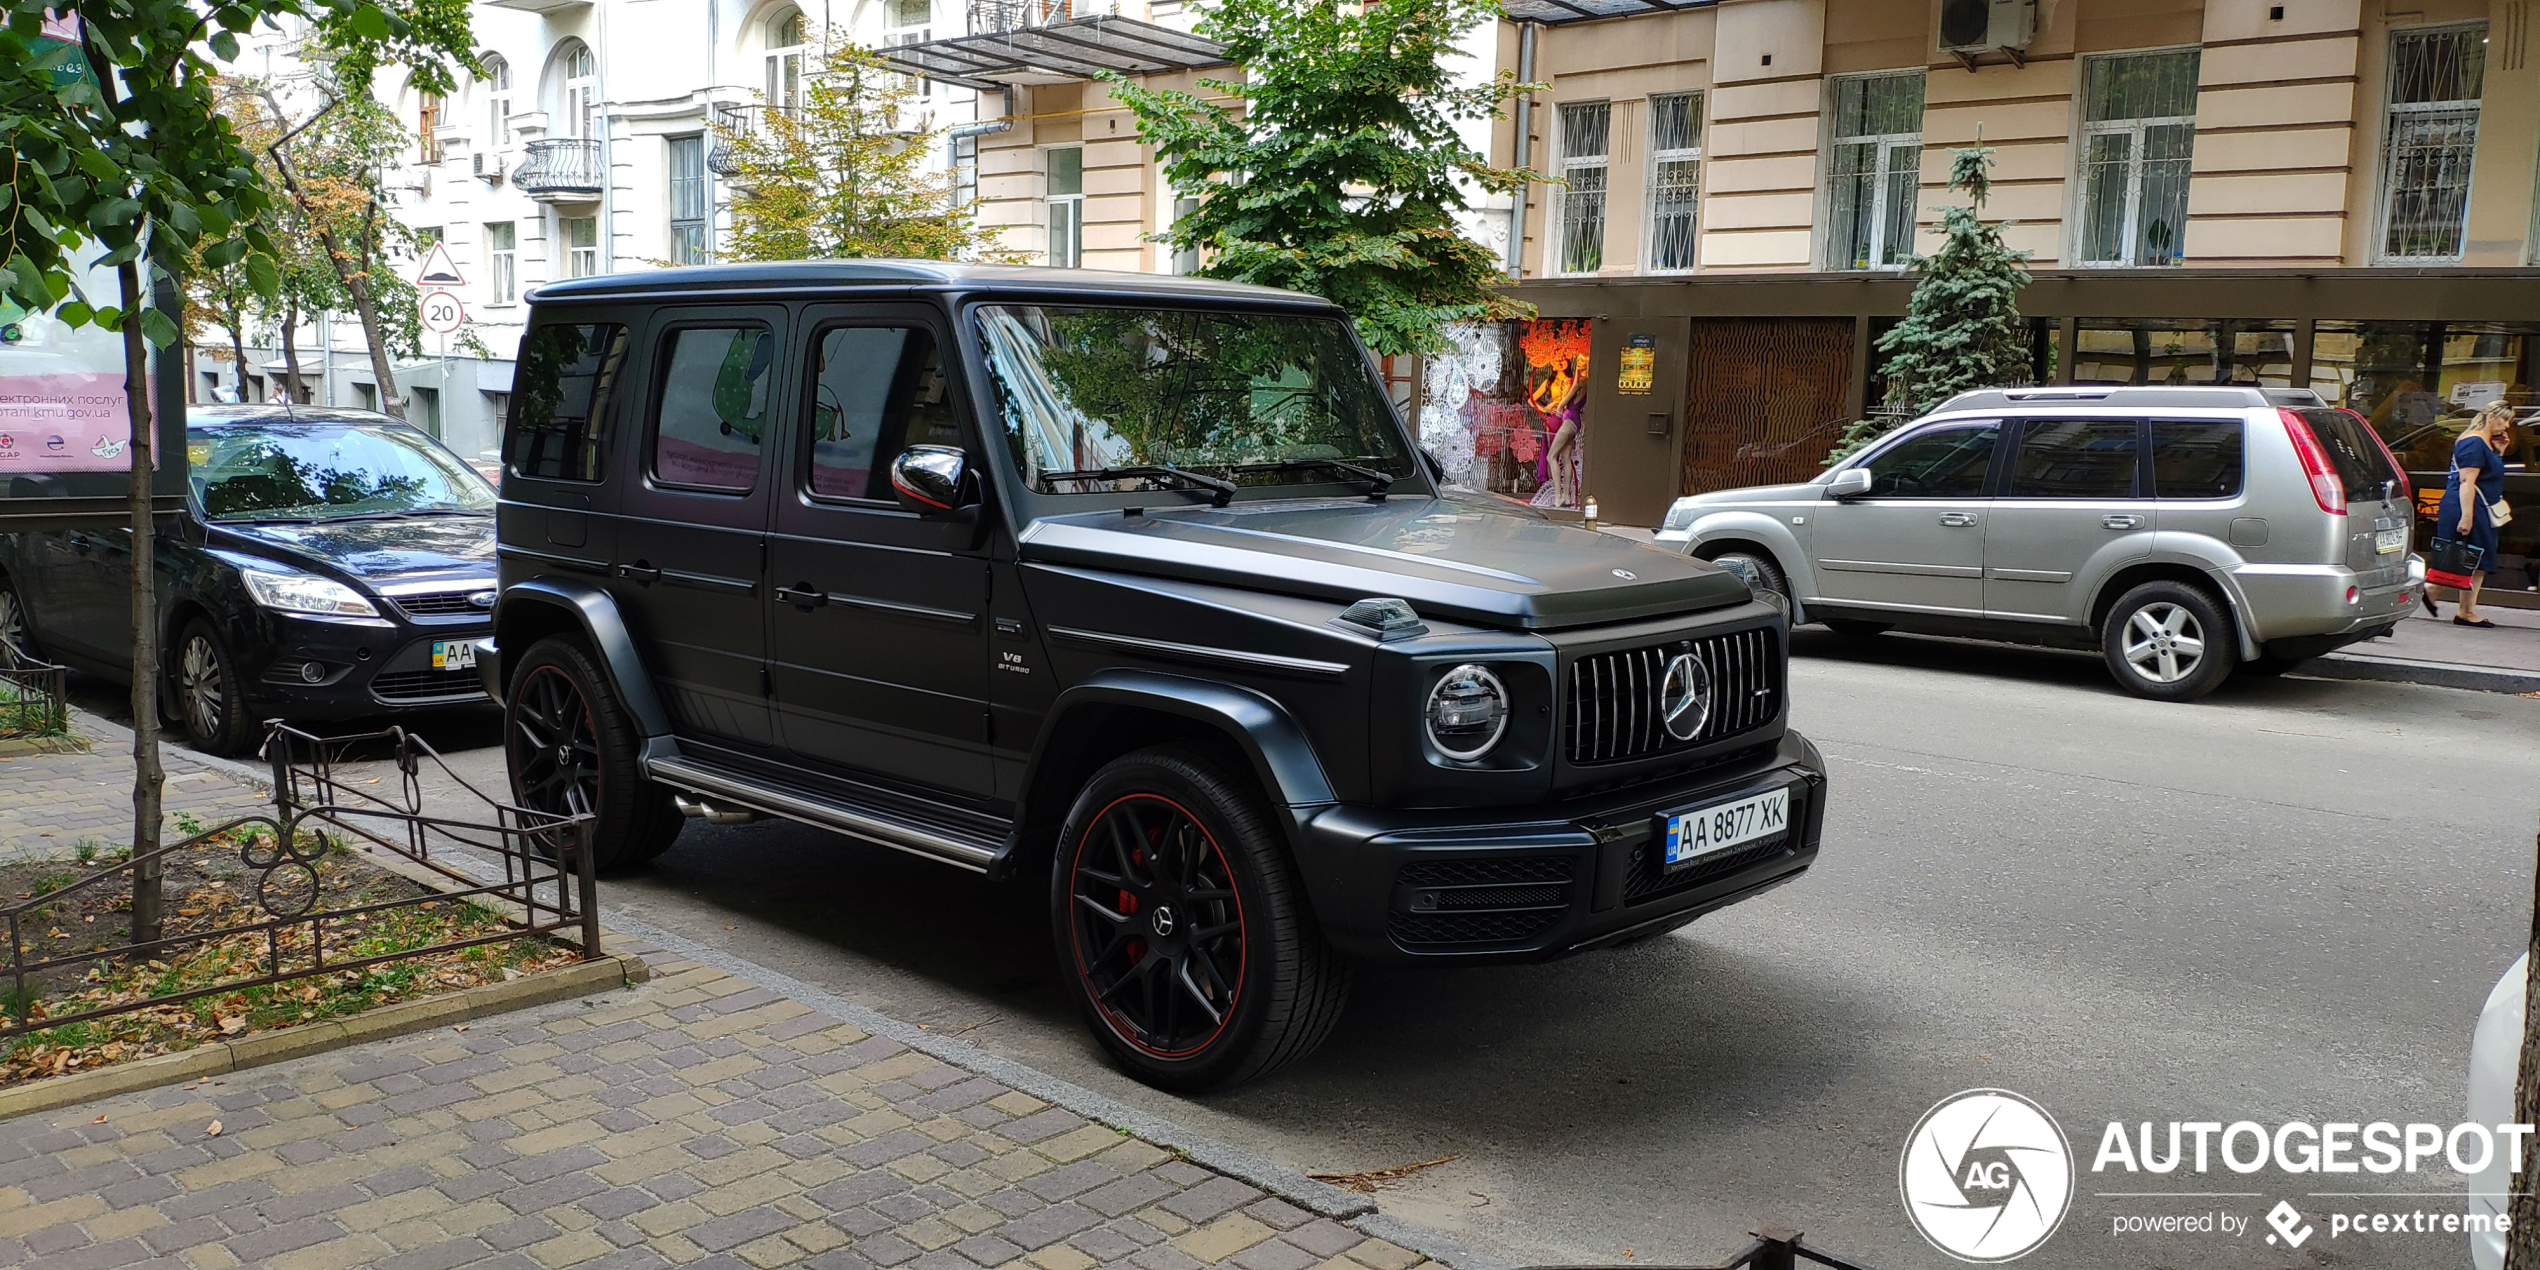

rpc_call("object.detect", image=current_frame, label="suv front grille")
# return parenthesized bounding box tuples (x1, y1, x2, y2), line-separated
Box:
(1389, 856, 1575, 949)
(1564, 627, 1781, 765)
(372, 667, 485, 701)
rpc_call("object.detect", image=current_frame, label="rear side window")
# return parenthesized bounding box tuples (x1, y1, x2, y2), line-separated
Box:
(1862, 422, 1999, 497)
(2150, 420, 2243, 498)
(652, 325, 774, 492)
(2298, 408, 2403, 493)
(2008, 418, 2138, 498)
(805, 326, 958, 502)
(506, 323, 627, 482)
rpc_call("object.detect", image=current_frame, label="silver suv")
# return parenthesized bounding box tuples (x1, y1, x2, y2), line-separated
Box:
(1655, 386, 2420, 701)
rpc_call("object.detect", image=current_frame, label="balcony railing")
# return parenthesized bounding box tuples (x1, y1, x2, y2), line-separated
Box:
(968, 0, 1084, 35)
(707, 104, 798, 179)
(514, 137, 603, 202)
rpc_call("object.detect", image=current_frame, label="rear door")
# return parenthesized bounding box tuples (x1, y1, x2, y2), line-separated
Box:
(1809, 419, 2000, 615)
(765, 303, 992, 796)
(611, 306, 787, 750)
(1983, 416, 2153, 623)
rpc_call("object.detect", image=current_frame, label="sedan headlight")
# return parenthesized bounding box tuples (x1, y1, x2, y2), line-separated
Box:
(1425, 663, 1509, 761)
(239, 567, 380, 618)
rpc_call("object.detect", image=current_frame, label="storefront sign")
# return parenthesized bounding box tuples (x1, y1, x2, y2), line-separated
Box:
(1618, 332, 1656, 395)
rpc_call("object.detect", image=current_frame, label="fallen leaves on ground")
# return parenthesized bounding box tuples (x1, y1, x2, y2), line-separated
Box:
(1306, 1154, 1462, 1193)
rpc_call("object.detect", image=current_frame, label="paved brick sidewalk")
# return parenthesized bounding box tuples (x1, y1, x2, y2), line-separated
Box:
(0, 946, 1441, 1270)
(0, 710, 273, 859)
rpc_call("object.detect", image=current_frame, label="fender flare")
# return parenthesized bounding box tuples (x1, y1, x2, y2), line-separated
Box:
(2087, 543, 2266, 662)
(1687, 511, 1816, 625)
(492, 578, 674, 738)
(1023, 669, 1337, 813)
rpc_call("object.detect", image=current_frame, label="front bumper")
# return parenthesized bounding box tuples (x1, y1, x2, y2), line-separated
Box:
(238, 613, 493, 720)
(1296, 730, 1827, 965)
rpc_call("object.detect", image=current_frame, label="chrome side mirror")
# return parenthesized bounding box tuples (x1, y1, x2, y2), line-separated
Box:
(1828, 468, 1874, 500)
(889, 445, 973, 518)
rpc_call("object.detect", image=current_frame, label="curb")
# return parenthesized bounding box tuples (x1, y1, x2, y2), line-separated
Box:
(65, 705, 275, 795)
(0, 952, 647, 1123)
(2303, 652, 2540, 695)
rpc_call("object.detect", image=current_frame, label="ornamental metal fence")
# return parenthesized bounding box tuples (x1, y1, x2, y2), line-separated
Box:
(0, 660, 68, 739)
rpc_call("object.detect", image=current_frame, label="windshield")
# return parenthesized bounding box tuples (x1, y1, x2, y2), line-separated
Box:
(189, 422, 496, 522)
(974, 305, 1416, 498)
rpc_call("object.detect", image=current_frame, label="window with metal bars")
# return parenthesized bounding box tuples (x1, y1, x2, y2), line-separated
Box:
(1554, 102, 1609, 275)
(2076, 49, 2199, 266)
(2380, 23, 2486, 262)
(1826, 73, 1923, 270)
(1646, 93, 1703, 271)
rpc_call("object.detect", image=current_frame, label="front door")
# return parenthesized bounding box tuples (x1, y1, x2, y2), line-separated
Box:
(766, 305, 992, 797)
(30, 528, 130, 665)
(1809, 419, 2001, 616)
(1984, 416, 2154, 623)
(611, 307, 786, 750)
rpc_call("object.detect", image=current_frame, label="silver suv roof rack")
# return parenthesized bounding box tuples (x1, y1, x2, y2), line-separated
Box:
(1933, 385, 2327, 412)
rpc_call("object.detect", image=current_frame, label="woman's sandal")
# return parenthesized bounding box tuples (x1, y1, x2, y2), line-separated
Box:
(2455, 616, 2499, 628)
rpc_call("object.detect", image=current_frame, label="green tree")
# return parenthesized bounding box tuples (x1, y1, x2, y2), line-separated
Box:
(1828, 142, 2034, 464)
(718, 42, 1010, 264)
(1104, 0, 1535, 358)
(2, 0, 472, 945)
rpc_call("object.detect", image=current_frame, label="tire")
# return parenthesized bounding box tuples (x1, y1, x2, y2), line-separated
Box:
(504, 636, 681, 871)
(0, 578, 37, 670)
(1700, 546, 1788, 608)
(1050, 746, 1351, 1092)
(1820, 617, 1892, 639)
(2101, 582, 2237, 701)
(174, 619, 260, 756)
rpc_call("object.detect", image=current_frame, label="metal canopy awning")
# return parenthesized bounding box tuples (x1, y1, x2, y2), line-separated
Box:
(1502, 0, 1717, 24)
(878, 15, 1228, 90)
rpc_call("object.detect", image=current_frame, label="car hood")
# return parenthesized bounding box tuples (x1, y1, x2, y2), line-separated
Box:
(1019, 498, 1748, 630)
(207, 514, 497, 584)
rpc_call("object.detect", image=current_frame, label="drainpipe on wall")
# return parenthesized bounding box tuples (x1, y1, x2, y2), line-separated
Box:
(1505, 20, 1537, 279)
(949, 84, 1016, 144)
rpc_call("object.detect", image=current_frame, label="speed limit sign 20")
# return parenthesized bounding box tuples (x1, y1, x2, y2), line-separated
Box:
(419, 289, 465, 335)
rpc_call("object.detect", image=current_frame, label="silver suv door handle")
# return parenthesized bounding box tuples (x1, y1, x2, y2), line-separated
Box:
(1938, 511, 1979, 527)
(2103, 514, 2145, 530)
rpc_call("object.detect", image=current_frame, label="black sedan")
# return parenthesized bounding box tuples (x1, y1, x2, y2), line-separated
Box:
(0, 405, 498, 754)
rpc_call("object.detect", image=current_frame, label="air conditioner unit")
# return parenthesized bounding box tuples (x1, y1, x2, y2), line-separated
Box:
(1939, 0, 2035, 56)
(474, 150, 505, 184)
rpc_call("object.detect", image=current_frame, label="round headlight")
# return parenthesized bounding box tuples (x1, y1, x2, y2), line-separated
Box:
(1425, 664, 1509, 761)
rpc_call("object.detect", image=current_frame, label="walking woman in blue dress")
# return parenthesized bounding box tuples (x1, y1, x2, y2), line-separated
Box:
(2437, 402, 2515, 627)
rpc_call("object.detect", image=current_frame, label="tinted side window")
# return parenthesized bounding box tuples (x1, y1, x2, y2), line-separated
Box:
(652, 325, 773, 492)
(2299, 407, 2403, 493)
(1864, 423, 2000, 498)
(506, 323, 626, 482)
(2151, 420, 2243, 498)
(2008, 419, 2138, 498)
(806, 326, 958, 501)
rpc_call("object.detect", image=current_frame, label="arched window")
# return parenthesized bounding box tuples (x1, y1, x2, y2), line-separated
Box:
(765, 9, 806, 112)
(482, 55, 513, 148)
(559, 42, 597, 139)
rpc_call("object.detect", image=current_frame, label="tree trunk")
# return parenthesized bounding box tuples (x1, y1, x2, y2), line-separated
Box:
(228, 325, 248, 402)
(262, 91, 403, 420)
(117, 260, 165, 948)
(280, 304, 303, 403)
(2507, 820, 2540, 1269)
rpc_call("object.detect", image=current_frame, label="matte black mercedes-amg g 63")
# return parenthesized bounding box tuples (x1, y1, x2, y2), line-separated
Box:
(478, 262, 1826, 1090)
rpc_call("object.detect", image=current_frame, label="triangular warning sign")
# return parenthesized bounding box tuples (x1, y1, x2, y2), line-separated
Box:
(414, 241, 465, 287)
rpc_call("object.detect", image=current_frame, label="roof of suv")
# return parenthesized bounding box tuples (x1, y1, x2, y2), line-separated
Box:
(1933, 385, 2327, 413)
(529, 260, 1336, 308)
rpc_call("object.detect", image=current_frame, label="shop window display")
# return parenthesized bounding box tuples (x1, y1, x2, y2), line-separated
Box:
(2069, 320, 2295, 387)
(1418, 319, 1591, 509)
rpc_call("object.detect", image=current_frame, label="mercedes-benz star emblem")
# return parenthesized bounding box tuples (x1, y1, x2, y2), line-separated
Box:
(1659, 652, 1712, 741)
(1612, 568, 1637, 580)
(1148, 907, 1176, 938)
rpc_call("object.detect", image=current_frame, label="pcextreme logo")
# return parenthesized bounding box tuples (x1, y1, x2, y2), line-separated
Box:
(1900, 1089, 2076, 1263)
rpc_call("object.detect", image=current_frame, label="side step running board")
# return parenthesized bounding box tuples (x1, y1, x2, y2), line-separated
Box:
(647, 757, 1003, 873)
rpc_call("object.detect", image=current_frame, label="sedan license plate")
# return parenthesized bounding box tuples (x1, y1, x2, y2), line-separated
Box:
(2375, 528, 2406, 554)
(1661, 787, 1790, 869)
(431, 640, 477, 671)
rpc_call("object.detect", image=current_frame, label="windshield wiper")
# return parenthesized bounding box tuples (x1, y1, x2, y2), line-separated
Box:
(1227, 458, 1396, 500)
(1046, 465, 1236, 508)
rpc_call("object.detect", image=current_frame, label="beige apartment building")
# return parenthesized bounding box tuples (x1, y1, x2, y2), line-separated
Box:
(891, 0, 2540, 526)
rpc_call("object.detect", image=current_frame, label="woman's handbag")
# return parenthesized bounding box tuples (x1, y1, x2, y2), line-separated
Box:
(2450, 460, 2513, 527)
(2428, 536, 2487, 590)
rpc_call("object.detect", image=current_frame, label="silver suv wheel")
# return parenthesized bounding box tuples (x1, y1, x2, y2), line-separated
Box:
(2101, 581, 2236, 701)
(2120, 602, 2205, 684)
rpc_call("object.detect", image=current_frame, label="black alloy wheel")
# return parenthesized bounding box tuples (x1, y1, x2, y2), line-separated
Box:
(1067, 792, 1247, 1061)
(503, 637, 682, 871)
(1052, 746, 1350, 1092)
(175, 620, 258, 756)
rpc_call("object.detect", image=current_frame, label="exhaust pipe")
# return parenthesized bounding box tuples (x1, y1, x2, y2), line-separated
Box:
(673, 794, 762, 825)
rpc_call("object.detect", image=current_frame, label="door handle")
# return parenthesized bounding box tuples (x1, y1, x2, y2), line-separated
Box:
(1938, 511, 1979, 527)
(2103, 514, 2145, 530)
(617, 561, 661, 585)
(775, 584, 828, 608)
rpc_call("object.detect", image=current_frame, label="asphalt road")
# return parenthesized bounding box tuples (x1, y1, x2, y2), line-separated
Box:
(80, 635, 2540, 1269)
